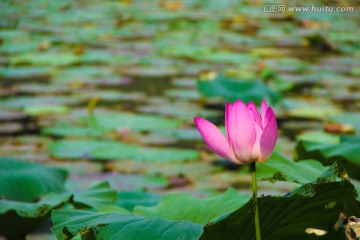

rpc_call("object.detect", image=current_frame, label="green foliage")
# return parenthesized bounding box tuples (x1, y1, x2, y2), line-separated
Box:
(257, 152, 328, 184)
(200, 162, 356, 240)
(51, 210, 203, 240)
(50, 163, 357, 240)
(134, 189, 250, 224)
(0, 96, 75, 110)
(260, 67, 296, 92)
(0, 66, 52, 81)
(0, 157, 68, 202)
(10, 52, 80, 66)
(50, 140, 200, 162)
(49, 140, 117, 159)
(295, 136, 360, 179)
(42, 113, 184, 137)
(92, 145, 200, 162)
(42, 124, 105, 137)
(85, 113, 183, 132)
(287, 106, 342, 119)
(153, 128, 203, 141)
(24, 105, 69, 116)
(71, 181, 117, 210)
(197, 74, 281, 105)
(0, 181, 116, 239)
(0, 193, 71, 239)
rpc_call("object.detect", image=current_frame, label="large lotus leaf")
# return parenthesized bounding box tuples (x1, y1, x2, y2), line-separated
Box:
(50, 140, 199, 162)
(295, 136, 360, 179)
(257, 152, 328, 184)
(200, 162, 356, 240)
(72, 181, 117, 210)
(134, 188, 250, 224)
(0, 193, 72, 239)
(0, 157, 68, 202)
(116, 191, 163, 211)
(197, 74, 281, 105)
(51, 210, 203, 240)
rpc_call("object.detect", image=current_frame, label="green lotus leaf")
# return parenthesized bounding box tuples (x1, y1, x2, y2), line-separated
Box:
(0, 157, 68, 202)
(51, 210, 203, 240)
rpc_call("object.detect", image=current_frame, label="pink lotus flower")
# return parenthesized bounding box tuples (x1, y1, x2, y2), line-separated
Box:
(194, 99, 277, 164)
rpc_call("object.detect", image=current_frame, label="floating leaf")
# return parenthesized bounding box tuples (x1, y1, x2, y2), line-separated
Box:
(122, 66, 180, 79)
(287, 106, 342, 120)
(10, 52, 80, 66)
(92, 145, 200, 162)
(24, 105, 69, 116)
(197, 74, 281, 105)
(251, 47, 283, 58)
(50, 140, 199, 162)
(152, 128, 203, 141)
(86, 113, 183, 131)
(134, 188, 250, 224)
(0, 157, 68, 202)
(49, 140, 120, 159)
(42, 124, 105, 137)
(51, 210, 203, 240)
(0, 66, 51, 84)
(43, 112, 185, 137)
(0, 96, 77, 110)
(257, 152, 328, 184)
(199, 52, 257, 65)
(139, 100, 221, 119)
(165, 89, 201, 100)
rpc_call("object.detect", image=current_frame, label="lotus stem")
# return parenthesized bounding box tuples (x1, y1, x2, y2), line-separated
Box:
(250, 162, 261, 240)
